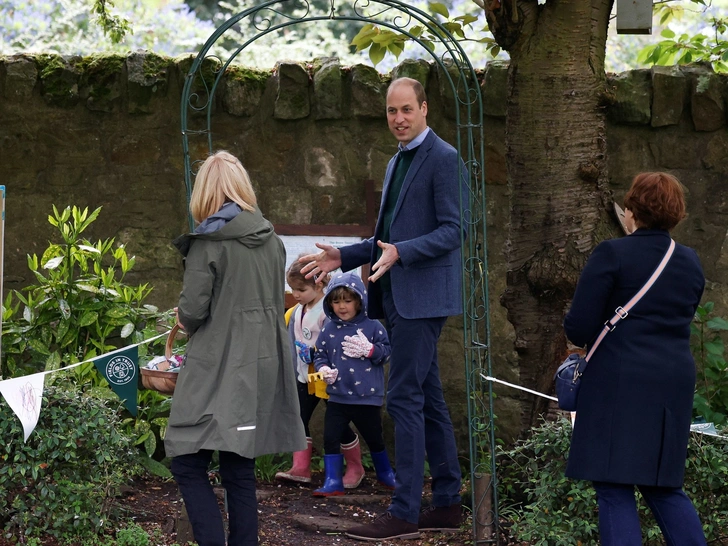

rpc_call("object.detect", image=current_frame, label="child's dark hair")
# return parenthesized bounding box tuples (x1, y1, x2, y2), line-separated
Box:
(326, 286, 362, 314)
(287, 253, 330, 287)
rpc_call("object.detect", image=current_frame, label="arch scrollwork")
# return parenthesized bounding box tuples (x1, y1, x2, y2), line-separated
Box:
(180, 2, 497, 542)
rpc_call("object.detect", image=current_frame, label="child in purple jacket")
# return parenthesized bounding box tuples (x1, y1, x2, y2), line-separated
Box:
(312, 271, 395, 496)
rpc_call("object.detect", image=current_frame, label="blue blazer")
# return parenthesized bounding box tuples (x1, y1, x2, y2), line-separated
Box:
(340, 129, 468, 319)
(564, 229, 704, 487)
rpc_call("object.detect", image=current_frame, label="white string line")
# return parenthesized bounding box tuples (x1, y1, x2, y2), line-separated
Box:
(30, 330, 171, 379)
(481, 373, 726, 438)
(481, 373, 558, 402)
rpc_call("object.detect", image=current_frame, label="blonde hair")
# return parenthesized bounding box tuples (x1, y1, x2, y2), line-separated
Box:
(190, 150, 257, 224)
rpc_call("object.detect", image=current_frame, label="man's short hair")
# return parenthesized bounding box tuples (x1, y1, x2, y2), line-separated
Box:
(388, 77, 427, 106)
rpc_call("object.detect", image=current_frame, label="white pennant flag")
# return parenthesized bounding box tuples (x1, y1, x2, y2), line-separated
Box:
(0, 373, 46, 442)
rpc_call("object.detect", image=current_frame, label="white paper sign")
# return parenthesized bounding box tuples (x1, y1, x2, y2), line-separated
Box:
(0, 373, 46, 442)
(279, 235, 364, 291)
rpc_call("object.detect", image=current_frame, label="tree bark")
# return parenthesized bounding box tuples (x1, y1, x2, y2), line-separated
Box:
(489, 0, 616, 429)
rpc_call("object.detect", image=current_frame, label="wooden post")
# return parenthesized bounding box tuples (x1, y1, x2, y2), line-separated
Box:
(473, 472, 495, 542)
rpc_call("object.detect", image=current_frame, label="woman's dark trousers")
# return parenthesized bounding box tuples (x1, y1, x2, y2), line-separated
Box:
(171, 449, 258, 546)
(593, 481, 706, 546)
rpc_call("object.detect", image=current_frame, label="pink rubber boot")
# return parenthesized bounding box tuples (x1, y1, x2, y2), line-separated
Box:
(342, 435, 365, 489)
(275, 437, 313, 484)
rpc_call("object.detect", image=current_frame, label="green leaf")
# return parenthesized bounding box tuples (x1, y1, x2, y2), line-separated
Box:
(369, 43, 386, 66)
(45, 351, 61, 371)
(454, 14, 479, 25)
(120, 322, 135, 338)
(78, 311, 99, 327)
(28, 338, 51, 356)
(143, 432, 156, 456)
(661, 28, 676, 38)
(58, 298, 71, 320)
(707, 317, 728, 331)
(371, 30, 399, 45)
(429, 2, 450, 19)
(76, 283, 100, 294)
(705, 339, 725, 355)
(139, 455, 173, 478)
(105, 306, 130, 319)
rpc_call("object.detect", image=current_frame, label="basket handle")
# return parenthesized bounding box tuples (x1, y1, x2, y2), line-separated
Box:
(165, 323, 184, 360)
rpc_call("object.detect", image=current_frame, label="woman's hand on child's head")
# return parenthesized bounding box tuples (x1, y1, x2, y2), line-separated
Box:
(318, 365, 338, 385)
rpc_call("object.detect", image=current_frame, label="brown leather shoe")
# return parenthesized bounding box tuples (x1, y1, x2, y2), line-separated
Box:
(418, 503, 462, 532)
(345, 511, 420, 541)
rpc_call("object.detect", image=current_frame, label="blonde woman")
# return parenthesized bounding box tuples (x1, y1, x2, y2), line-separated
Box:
(165, 151, 306, 546)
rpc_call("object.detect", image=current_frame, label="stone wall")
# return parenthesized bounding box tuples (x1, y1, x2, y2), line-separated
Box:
(1, 53, 726, 448)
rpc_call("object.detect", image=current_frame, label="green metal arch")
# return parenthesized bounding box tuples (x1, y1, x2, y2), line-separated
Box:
(180, 1, 497, 543)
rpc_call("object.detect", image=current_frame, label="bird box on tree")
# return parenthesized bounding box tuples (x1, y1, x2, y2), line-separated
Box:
(616, 0, 653, 34)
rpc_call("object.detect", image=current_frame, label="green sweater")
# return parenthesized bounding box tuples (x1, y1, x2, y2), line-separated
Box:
(378, 147, 417, 291)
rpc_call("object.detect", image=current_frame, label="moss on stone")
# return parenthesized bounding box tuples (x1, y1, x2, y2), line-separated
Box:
(142, 52, 171, 80)
(226, 65, 270, 88)
(36, 54, 68, 80)
(77, 54, 125, 101)
(35, 54, 80, 107)
(77, 54, 126, 77)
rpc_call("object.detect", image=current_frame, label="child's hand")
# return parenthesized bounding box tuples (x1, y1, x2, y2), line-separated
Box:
(295, 340, 312, 364)
(341, 329, 374, 358)
(318, 365, 339, 385)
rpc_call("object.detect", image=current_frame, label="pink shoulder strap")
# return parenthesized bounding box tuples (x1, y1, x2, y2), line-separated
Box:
(585, 239, 676, 361)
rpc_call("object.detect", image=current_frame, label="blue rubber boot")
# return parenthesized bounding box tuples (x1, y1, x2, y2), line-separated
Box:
(313, 454, 345, 497)
(371, 450, 396, 490)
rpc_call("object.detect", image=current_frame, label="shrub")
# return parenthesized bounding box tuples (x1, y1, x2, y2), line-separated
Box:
(0, 205, 174, 475)
(0, 385, 140, 541)
(116, 523, 150, 546)
(1, 205, 159, 381)
(692, 302, 728, 425)
(499, 418, 728, 545)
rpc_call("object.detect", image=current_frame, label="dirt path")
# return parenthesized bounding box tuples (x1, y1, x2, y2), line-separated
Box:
(128, 475, 475, 546)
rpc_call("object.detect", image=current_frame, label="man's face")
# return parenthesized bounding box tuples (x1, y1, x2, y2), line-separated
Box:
(386, 83, 428, 146)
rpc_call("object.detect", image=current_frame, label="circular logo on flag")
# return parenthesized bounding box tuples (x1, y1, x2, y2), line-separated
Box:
(106, 356, 136, 385)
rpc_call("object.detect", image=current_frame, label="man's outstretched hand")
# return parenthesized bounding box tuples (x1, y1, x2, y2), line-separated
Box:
(298, 243, 342, 283)
(369, 240, 399, 283)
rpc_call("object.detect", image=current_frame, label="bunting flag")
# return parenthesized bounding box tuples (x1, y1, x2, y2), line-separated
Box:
(0, 372, 46, 442)
(93, 346, 139, 416)
(0, 331, 166, 443)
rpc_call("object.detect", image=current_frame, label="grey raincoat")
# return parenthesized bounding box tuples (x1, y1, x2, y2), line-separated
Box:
(164, 205, 306, 459)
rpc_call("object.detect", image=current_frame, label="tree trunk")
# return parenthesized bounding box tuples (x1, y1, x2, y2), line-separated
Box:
(489, 0, 616, 430)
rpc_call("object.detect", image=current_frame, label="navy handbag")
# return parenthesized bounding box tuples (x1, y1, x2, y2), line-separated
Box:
(555, 239, 676, 412)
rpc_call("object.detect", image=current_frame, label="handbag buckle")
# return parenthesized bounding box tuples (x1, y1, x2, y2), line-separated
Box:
(572, 361, 582, 382)
(606, 306, 629, 331)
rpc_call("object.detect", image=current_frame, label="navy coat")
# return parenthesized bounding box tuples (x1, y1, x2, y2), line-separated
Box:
(564, 229, 704, 487)
(340, 129, 468, 320)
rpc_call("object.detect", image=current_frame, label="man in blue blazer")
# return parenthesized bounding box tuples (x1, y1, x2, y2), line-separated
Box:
(301, 77, 467, 541)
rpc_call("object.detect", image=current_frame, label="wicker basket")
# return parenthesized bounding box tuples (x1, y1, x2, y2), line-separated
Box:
(140, 324, 183, 395)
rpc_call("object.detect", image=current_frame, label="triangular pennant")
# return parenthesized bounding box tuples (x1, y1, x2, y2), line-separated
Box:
(93, 346, 139, 416)
(0, 373, 46, 442)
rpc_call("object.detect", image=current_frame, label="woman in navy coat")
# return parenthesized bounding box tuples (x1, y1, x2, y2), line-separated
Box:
(564, 172, 706, 545)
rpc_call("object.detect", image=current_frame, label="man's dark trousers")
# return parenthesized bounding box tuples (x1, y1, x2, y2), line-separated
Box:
(382, 291, 462, 524)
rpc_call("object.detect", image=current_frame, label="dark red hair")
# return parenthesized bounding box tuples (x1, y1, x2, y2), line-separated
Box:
(623, 172, 686, 231)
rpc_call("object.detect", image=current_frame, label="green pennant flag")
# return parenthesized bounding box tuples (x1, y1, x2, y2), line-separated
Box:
(93, 346, 138, 416)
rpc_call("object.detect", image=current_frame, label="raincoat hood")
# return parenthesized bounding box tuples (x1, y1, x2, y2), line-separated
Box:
(323, 271, 368, 325)
(173, 205, 274, 257)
